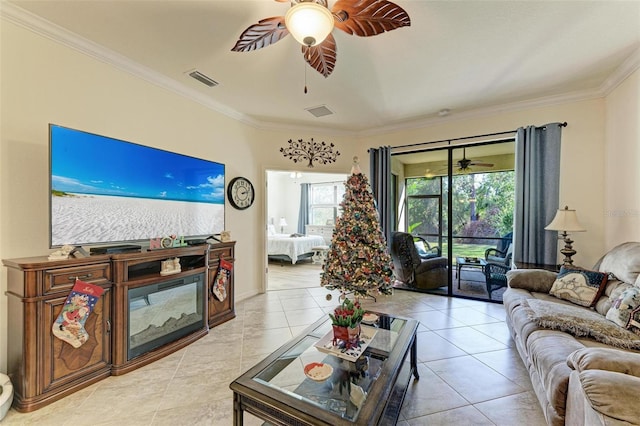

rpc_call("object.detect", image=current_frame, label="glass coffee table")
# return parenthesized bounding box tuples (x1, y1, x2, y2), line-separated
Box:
(230, 312, 419, 425)
(456, 256, 487, 289)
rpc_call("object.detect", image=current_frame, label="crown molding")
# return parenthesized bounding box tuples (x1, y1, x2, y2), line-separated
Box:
(360, 87, 606, 137)
(3, 2, 638, 138)
(600, 47, 640, 95)
(357, 48, 640, 137)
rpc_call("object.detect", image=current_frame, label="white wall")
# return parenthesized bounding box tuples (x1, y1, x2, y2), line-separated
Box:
(266, 171, 349, 234)
(604, 67, 640, 249)
(267, 172, 297, 232)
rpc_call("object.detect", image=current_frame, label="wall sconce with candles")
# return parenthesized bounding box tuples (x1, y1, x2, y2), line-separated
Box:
(545, 206, 586, 266)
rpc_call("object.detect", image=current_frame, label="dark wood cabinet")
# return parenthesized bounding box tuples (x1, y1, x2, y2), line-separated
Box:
(207, 242, 236, 328)
(3, 241, 236, 412)
(42, 290, 111, 392)
(3, 256, 113, 412)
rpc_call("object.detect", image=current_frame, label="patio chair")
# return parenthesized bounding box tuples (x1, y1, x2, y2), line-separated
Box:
(484, 261, 510, 300)
(485, 240, 513, 267)
(413, 235, 441, 259)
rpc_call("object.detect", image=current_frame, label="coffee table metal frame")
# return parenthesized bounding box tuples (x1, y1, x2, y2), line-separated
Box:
(230, 312, 419, 426)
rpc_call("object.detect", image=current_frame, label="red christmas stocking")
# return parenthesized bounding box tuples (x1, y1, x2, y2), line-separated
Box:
(52, 279, 105, 348)
(212, 259, 232, 302)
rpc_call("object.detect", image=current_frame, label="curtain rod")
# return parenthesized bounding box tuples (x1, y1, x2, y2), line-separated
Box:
(390, 122, 567, 152)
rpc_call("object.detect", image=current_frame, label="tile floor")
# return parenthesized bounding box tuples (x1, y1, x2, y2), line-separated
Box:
(2, 288, 547, 425)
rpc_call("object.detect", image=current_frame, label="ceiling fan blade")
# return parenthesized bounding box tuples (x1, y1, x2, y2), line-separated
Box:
(470, 162, 494, 167)
(231, 16, 289, 52)
(302, 33, 337, 77)
(332, 0, 411, 37)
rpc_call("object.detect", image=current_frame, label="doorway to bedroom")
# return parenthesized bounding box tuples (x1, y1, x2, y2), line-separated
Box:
(265, 170, 348, 292)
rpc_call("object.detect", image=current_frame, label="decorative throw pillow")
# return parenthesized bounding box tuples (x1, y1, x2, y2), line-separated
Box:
(549, 266, 608, 307)
(606, 287, 640, 335)
(414, 241, 429, 257)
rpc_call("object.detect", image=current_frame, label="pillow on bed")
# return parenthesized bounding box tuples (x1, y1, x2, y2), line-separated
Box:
(267, 225, 276, 236)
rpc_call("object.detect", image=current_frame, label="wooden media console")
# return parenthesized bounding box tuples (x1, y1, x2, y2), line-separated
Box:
(3, 241, 235, 412)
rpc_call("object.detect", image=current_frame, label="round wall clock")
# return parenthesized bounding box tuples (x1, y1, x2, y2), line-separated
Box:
(227, 177, 255, 210)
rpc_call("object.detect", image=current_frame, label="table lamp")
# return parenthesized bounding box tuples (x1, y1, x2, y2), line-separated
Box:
(279, 217, 288, 234)
(545, 206, 586, 266)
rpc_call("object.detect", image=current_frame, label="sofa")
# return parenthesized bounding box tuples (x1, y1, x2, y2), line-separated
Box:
(503, 242, 640, 425)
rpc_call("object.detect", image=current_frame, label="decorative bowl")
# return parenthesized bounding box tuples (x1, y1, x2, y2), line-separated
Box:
(304, 362, 333, 382)
(362, 313, 378, 324)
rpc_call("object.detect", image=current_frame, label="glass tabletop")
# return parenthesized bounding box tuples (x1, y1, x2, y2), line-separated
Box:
(250, 314, 408, 422)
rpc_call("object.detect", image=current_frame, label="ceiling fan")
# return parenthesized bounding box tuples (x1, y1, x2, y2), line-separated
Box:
(231, 0, 411, 78)
(424, 148, 494, 177)
(456, 148, 494, 172)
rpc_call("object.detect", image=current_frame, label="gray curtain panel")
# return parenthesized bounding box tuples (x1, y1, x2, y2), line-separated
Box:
(369, 146, 392, 247)
(514, 123, 563, 265)
(297, 183, 310, 234)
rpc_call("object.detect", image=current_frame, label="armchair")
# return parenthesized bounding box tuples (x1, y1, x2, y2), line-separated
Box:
(390, 232, 447, 290)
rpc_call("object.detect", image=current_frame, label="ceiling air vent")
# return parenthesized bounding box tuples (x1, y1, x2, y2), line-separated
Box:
(305, 105, 333, 118)
(187, 70, 218, 87)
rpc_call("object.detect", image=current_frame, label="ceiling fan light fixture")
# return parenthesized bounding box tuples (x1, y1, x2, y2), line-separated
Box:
(285, 2, 335, 47)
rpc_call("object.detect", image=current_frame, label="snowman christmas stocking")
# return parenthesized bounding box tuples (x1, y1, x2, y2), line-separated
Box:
(212, 259, 232, 302)
(52, 278, 104, 348)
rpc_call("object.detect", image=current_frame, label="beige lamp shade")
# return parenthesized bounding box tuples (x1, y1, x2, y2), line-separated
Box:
(285, 2, 335, 47)
(545, 206, 585, 232)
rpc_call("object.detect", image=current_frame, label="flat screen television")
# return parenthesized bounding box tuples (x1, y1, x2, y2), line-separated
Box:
(49, 124, 225, 247)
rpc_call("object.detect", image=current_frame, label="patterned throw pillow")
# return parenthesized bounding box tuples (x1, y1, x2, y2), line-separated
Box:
(606, 287, 640, 335)
(549, 266, 608, 307)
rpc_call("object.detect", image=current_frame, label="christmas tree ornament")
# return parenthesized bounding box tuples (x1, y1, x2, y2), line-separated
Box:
(52, 279, 104, 348)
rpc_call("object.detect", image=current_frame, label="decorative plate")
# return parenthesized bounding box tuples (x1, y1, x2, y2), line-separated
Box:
(362, 313, 379, 324)
(304, 362, 333, 382)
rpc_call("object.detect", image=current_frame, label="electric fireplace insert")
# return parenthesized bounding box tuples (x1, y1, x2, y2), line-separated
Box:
(127, 272, 205, 360)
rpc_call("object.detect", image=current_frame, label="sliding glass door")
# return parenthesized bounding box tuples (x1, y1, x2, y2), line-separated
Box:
(396, 141, 515, 302)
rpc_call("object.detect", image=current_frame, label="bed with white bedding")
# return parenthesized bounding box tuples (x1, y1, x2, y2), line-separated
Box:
(267, 234, 326, 264)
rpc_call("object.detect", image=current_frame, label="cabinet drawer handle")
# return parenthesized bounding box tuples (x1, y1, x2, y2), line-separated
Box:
(106, 320, 111, 333)
(68, 273, 93, 281)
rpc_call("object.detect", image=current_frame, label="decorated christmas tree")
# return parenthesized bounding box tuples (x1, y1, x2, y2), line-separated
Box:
(321, 157, 394, 298)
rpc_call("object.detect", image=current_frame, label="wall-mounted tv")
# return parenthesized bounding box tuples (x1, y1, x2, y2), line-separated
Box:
(50, 124, 225, 247)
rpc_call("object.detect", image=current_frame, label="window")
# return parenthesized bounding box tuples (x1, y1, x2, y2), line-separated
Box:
(309, 182, 345, 225)
(407, 171, 514, 241)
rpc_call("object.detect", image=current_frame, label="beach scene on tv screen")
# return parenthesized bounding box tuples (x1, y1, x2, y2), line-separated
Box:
(50, 126, 225, 246)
